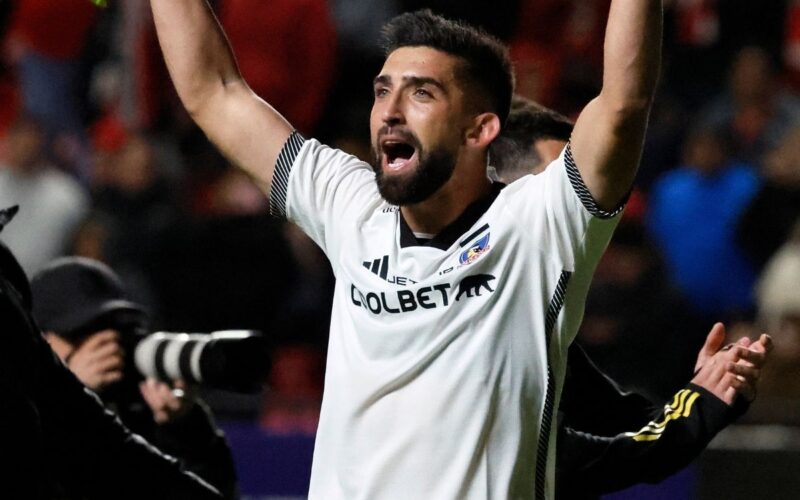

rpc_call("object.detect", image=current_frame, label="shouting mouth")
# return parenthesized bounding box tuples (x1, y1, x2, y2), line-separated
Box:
(381, 137, 419, 174)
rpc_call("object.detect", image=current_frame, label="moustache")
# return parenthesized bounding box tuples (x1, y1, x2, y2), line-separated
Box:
(376, 126, 421, 152)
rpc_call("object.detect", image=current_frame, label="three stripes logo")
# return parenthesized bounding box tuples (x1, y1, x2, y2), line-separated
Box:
(362, 256, 417, 285)
(363, 255, 391, 281)
(625, 388, 701, 442)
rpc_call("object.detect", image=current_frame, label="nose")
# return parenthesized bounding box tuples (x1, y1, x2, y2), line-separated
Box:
(381, 94, 405, 127)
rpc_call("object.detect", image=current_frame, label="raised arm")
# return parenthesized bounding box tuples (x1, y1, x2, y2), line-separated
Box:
(570, 0, 663, 211)
(149, 0, 293, 192)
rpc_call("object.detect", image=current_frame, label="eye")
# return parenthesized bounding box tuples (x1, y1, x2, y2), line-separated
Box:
(414, 88, 432, 98)
(374, 87, 389, 98)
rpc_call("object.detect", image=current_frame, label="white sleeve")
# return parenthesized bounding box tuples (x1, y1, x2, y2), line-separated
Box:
(505, 143, 626, 273)
(268, 132, 381, 256)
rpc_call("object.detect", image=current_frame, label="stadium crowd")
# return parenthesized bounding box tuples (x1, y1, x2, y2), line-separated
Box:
(1, 0, 799, 438)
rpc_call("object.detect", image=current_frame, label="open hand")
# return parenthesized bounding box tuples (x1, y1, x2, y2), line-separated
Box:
(692, 323, 773, 405)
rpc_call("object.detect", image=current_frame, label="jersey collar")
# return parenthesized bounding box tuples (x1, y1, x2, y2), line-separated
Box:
(399, 183, 505, 250)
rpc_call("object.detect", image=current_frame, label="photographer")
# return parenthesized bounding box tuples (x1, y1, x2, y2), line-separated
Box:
(30, 256, 238, 499)
(1, 205, 221, 499)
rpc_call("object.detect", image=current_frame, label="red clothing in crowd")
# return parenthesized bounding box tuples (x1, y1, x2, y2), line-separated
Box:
(509, 0, 610, 108)
(9, 0, 97, 59)
(674, 0, 720, 47)
(785, 1, 800, 89)
(219, 0, 337, 135)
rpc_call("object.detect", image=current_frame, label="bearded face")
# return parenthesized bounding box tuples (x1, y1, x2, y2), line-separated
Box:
(370, 125, 458, 206)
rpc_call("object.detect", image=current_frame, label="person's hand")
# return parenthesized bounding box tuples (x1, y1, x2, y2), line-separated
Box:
(62, 330, 125, 392)
(734, 333, 773, 401)
(692, 323, 773, 405)
(139, 378, 196, 424)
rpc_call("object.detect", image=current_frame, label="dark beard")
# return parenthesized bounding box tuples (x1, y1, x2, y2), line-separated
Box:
(370, 146, 458, 206)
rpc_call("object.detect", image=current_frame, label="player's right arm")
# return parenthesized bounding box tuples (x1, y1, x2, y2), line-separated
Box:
(149, 0, 293, 193)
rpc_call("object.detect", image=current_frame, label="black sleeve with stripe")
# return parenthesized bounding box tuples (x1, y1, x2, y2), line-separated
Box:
(556, 383, 747, 499)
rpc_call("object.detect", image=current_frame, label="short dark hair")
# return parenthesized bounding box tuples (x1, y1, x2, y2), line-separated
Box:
(490, 96, 574, 182)
(381, 10, 514, 124)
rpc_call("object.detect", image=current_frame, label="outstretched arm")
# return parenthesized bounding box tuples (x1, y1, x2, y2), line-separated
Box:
(557, 326, 772, 496)
(570, 0, 663, 211)
(149, 0, 293, 193)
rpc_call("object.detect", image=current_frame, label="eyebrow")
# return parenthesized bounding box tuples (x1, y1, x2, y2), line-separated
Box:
(373, 75, 447, 93)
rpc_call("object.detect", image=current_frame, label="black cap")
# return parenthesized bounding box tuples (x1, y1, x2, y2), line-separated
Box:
(30, 257, 144, 337)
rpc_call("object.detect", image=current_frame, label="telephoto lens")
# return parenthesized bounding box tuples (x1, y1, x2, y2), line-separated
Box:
(134, 330, 269, 392)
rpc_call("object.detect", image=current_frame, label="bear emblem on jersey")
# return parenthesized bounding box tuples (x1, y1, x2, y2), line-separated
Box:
(456, 274, 496, 301)
(459, 233, 491, 265)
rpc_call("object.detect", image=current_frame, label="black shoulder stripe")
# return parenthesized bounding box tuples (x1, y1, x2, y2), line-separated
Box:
(269, 131, 306, 218)
(459, 223, 490, 248)
(564, 144, 627, 219)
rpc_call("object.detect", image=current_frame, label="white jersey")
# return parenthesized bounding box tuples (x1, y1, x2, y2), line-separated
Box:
(270, 132, 623, 500)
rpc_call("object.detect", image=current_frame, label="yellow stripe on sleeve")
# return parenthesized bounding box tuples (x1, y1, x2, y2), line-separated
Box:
(624, 390, 701, 442)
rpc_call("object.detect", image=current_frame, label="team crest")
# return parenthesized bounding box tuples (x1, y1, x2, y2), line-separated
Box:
(459, 233, 491, 265)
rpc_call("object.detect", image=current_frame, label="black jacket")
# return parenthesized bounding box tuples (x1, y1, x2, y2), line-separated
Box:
(556, 343, 747, 499)
(0, 206, 222, 500)
(103, 386, 239, 500)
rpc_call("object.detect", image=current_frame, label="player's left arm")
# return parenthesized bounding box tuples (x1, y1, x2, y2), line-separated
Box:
(570, 0, 663, 211)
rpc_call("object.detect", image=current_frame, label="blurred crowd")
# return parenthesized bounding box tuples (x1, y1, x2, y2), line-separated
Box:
(1, 0, 799, 432)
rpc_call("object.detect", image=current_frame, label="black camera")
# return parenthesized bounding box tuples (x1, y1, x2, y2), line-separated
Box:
(133, 330, 269, 393)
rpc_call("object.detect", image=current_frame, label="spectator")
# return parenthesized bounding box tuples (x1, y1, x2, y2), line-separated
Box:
(30, 256, 239, 499)
(218, 0, 337, 136)
(699, 45, 800, 162)
(0, 116, 88, 275)
(260, 344, 325, 435)
(508, 0, 610, 115)
(747, 231, 800, 425)
(5, 0, 97, 134)
(738, 125, 800, 270)
(90, 130, 181, 318)
(785, 0, 800, 90)
(647, 126, 760, 321)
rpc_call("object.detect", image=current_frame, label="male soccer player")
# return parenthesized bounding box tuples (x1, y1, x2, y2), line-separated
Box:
(151, 2, 662, 498)
(491, 96, 773, 498)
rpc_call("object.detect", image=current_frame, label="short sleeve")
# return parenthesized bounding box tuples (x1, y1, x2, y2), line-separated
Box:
(503, 143, 625, 272)
(268, 132, 381, 256)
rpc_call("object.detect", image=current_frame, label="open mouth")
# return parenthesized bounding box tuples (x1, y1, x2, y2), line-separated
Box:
(382, 140, 418, 172)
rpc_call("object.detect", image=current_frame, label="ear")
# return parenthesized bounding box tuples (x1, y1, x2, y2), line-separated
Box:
(465, 113, 501, 149)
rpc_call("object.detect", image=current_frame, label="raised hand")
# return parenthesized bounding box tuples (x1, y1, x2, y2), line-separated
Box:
(692, 323, 773, 405)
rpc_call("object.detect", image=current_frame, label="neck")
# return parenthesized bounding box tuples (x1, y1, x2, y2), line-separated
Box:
(401, 166, 492, 235)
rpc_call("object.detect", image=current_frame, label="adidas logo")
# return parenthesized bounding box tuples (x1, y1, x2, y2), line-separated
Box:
(362, 255, 417, 285)
(363, 255, 390, 281)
